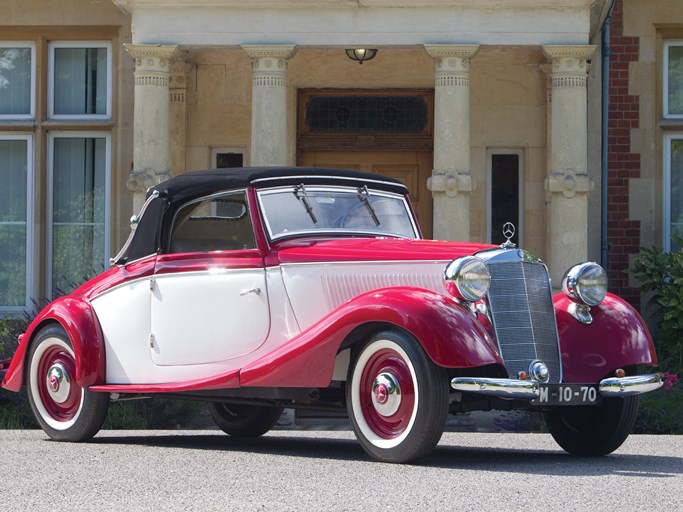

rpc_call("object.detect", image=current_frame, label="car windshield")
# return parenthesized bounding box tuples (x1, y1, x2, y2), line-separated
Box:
(257, 185, 419, 240)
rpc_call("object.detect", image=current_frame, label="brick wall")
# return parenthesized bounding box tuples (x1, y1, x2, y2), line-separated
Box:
(607, 0, 641, 307)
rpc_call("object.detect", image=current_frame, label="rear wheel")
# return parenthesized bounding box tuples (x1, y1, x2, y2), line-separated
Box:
(26, 324, 109, 441)
(209, 403, 283, 437)
(347, 330, 448, 463)
(544, 395, 639, 456)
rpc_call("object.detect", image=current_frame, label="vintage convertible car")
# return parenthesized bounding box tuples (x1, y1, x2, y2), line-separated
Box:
(2, 167, 664, 463)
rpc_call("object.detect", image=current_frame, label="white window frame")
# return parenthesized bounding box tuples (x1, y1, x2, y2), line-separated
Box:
(47, 41, 112, 120)
(664, 133, 683, 251)
(211, 147, 248, 168)
(0, 42, 36, 121)
(664, 40, 683, 120)
(486, 148, 525, 244)
(46, 132, 111, 293)
(0, 134, 34, 312)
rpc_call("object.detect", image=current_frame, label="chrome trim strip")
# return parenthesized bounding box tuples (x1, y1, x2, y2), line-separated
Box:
(598, 373, 664, 396)
(450, 377, 540, 399)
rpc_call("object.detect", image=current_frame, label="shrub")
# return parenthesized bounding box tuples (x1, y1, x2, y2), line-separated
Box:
(633, 373, 683, 434)
(630, 239, 683, 373)
(630, 240, 683, 434)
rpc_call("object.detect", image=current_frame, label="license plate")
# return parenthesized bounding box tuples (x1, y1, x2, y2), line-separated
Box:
(531, 384, 598, 406)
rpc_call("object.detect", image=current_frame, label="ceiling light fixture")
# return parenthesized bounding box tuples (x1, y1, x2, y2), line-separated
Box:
(345, 48, 378, 64)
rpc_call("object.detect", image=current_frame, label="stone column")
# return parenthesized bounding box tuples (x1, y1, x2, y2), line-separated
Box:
(169, 61, 193, 177)
(124, 44, 178, 213)
(543, 45, 596, 283)
(424, 44, 479, 241)
(242, 45, 296, 166)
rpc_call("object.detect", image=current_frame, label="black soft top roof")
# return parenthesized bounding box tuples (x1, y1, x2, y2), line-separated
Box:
(148, 167, 408, 205)
(115, 167, 408, 264)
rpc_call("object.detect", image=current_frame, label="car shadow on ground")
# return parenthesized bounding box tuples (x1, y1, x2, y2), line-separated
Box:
(88, 432, 683, 477)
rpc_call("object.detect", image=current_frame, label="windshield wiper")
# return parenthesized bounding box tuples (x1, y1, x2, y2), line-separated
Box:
(358, 185, 380, 226)
(293, 183, 317, 224)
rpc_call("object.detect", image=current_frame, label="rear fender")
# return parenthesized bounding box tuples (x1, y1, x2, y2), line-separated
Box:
(1, 296, 105, 392)
(240, 287, 502, 387)
(555, 292, 658, 382)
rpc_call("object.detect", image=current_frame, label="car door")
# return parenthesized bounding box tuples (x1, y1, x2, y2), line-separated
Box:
(150, 190, 270, 366)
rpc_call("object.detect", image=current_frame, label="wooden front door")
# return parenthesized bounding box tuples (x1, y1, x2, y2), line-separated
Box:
(299, 150, 433, 237)
(297, 89, 434, 238)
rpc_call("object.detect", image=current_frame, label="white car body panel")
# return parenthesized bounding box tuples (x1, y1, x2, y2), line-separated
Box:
(91, 265, 303, 385)
(280, 261, 448, 330)
(150, 269, 270, 366)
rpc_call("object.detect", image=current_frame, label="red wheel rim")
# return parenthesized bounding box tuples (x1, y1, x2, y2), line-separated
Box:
(358, 348, 415, 439)
(36, 344, 82, 422)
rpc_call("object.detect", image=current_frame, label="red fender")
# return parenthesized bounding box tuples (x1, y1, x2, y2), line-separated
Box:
(240, 287, 503, 387)
(1, 296, 105, 392)
(555, 292, 658, 383)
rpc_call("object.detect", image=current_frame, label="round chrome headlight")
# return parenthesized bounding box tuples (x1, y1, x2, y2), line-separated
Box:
(562, 262, 608, 306)
(444, 256, 491, 302)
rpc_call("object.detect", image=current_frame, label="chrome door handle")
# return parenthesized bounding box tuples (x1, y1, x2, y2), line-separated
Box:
(240, 287, 262, 296)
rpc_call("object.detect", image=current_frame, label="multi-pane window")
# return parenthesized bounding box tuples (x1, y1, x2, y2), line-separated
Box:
(49, 134, 110, 296)
(0, 43, 35, 119)
(48, 42, 111, 119)
(664, 41, 683, 118)
(664, 134, 683, 252)
(0, 38, 112, 311)
(664, 41, 683, 251)
(0, 136, 32, 310)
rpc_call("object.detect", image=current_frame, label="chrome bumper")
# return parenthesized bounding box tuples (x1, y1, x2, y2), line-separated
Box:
(450, 373, 665, 400)
(598, 373, 665, 396)
(450, 377, 540, 399)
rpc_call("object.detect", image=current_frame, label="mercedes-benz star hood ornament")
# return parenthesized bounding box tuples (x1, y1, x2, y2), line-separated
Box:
(501, 222, 516, 248)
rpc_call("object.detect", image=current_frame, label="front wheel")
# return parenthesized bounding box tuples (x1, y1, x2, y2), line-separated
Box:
(544, 395, 639, 456)
(209, 403, 283, 437)
(347, 330, 449, 463)
(26, 324, 109, 441)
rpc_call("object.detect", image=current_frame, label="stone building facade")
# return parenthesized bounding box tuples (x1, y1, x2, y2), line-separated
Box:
(8, 0, 672, 314)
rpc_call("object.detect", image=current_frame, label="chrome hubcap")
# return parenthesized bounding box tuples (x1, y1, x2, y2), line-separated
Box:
(371, 372, 401, 417)
(46, 363, 71, 404)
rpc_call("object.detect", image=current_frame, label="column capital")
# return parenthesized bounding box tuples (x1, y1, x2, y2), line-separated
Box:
(424, 44, 479, 60)
(243, 45, 296, 89)
(124, 44, 179, 72)
(543, 45, 596, 73)
(542, 45, 596, 61)
(543, 45, 596, 89)
(424, 44, 479, 73)
(242, 45, 296, 62)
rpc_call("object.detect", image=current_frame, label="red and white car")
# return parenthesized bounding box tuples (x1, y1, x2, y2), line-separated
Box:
(2, 167, 664, 462)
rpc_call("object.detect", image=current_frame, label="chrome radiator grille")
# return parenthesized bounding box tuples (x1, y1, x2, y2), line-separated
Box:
(485, 258, 562, 383)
